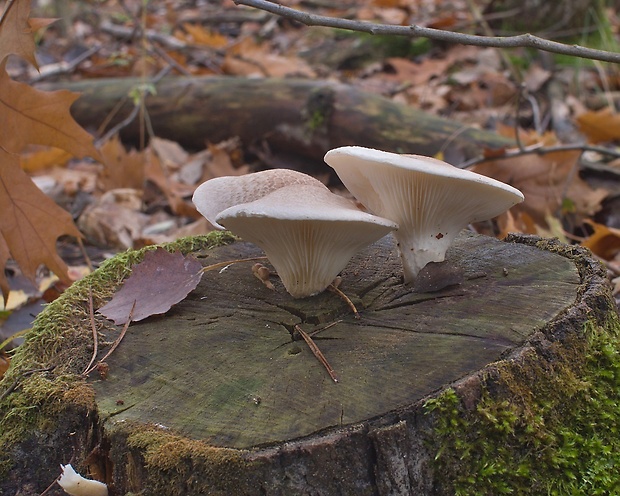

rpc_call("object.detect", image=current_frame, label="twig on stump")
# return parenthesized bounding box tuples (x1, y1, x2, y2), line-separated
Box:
(294, 324, 339, 383)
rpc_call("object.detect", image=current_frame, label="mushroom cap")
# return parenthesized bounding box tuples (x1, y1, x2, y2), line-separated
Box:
(216, 183, 397, 298)
(192, 169, 328, 230)
(324, 146, 524, 281)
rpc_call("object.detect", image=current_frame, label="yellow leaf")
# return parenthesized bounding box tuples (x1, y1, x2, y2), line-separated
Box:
(181, 23, 228, 48)
(20, 147, 72, 173)
(577, 108, 620, 144)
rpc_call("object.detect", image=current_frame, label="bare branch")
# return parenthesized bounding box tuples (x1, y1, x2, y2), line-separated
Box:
(233, 0, 620, 65)
(458, 143, 620, 170)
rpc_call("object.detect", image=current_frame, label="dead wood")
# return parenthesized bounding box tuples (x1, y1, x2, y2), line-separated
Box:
(41, 76, 513, 173)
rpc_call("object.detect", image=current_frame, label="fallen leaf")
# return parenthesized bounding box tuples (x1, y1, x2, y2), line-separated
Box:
(0, 0, 37, 68)
(145, 148, 196, 217)
(98, 136, 145, 191)
(223, 37, 316, 78)
(98, 248, 203, 325)
(577, 108, 620, 144)
(78, 189, 148, 249)
(0, 61, 100, 158)
(19, 147, 72, 173)
(473, 134, 608, 227)
(581, 219, 620, 260)
(180, 23, 228, 48)
(0, 149, 81, 298)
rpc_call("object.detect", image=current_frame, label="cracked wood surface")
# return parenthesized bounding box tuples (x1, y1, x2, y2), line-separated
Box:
(91, 231, 579, 449)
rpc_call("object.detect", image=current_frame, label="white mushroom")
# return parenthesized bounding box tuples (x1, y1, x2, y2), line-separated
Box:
(324, 146, 524, 282)
(57, 464, 108, 496)
(215, 183, 398, 298)
(192, 169, 328, 229)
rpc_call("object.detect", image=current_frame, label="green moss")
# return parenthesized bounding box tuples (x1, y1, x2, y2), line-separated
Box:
(425, 317, 620, 495)
(0, 232, 236, 478)
(125, 424, 252, 494)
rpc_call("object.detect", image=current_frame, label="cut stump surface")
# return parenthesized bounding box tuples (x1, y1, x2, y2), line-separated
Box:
(92, 232, 578, 449)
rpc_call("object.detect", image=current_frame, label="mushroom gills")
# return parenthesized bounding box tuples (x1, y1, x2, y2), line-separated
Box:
(324, 146, 524, 282)
(216, 184, 397, 298)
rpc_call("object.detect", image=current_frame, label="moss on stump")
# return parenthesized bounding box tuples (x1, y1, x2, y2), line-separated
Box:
(0, 231, 617, 495)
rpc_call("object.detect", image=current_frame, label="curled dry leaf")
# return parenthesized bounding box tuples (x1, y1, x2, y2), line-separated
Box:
(473, 132, 607, 228)
(98, 248, 203, 325)
(581, 219, 620, 261)
(577, 108, 620, 144)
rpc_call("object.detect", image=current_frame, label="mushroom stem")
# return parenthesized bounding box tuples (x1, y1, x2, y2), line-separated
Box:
(394, 228, 455, 283)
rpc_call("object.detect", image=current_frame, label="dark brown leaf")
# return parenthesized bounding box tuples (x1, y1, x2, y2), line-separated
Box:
(98, 248, 203, 325)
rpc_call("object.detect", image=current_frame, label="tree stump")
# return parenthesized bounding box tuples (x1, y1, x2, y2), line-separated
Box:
(0, 231, 617, 495)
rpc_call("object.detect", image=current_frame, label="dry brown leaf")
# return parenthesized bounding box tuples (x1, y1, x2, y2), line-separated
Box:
(78, 188, 147, 250)
(0, 149, 81, 295)
(150, 137, 188, 171)
(0, 61, 100, 158)
(223, 37, 315, 78)
(203, 141, 249, 181)
(382, 56, 454, 86)
(98, 248, 203, 325)
(145, 148, 196, 217)
(581, 220, 620, 260)
(577, 108, 620, 144)
(19, 147, 72, 173)
(0, 0, 37, 68)
(98, 136, 145, 191)
(472, 148, 607, 227)
(180, 23, 228, 47)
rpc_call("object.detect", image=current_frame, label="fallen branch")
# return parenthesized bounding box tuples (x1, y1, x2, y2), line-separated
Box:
(233, 0, 620, 64)
(458, 142, 620, 169)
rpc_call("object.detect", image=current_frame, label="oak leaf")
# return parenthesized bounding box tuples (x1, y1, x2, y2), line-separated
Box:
(0, 0, 37, 68)
(0, 61, 100, 158)
(0, 148, 81, 289)
(98, 136, 145, 191)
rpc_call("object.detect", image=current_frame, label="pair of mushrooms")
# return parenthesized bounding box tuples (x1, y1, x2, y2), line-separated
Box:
(192, 147, 524, 299)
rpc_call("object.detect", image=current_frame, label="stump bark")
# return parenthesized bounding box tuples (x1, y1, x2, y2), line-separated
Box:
(0, 231, 616, 495)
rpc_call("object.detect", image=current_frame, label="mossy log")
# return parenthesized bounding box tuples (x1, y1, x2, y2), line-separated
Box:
(0, 231, 617, 495)
(41, 77, 513, 171)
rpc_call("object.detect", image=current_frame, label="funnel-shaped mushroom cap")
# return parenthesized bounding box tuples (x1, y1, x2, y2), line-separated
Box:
(192, 169, 328, 229)
(324, 146, 524, 282)
(216, 184, 398, 298)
